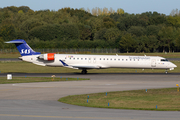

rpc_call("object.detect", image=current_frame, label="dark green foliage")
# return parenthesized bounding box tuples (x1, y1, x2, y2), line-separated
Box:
(117, 14, 147, 31)
(146, 25, 161, 36)
(94, 28, 107, 40)
(103, 17, 116, 29)
(127, 26, 146, 37)
(0, 23, 17, 40)
(78, 24, 92, 40)
(29, 24, 79, 41)
(1, 6, 180, 52)
(148, 12, 167, 25)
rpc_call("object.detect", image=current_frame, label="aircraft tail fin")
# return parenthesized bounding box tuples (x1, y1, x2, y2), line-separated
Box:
(5, 39, 41, 56)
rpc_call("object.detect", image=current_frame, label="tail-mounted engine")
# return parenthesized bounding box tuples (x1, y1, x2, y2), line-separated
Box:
(38, 53, 55, 61)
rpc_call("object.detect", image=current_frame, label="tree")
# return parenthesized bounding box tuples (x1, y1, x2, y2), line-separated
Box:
(103, 17, 116, 29)
(167, 16, 180, 28)
(94, 28, 107, 40)
(102, 7, 109, 15)
(148, 35, 159, 52)
(103, 28, 120, 41)
(0, 23, 17, 40)
(20, 18, 47, 34)
(119, 33, 136, 53)
(117, 8, 124, 14)
(109, 7, 115, 14)
(29, 23, 79, 41)
(117, 14, 146, 31)
(175, 28, 180, 50)
(92, 7, 98, 16)
(170, 9, 180, 16)
(78, 24, 92, 40)
(158, 26, 175, 52)
(148, 12, 167, 25)
(146, 25, 161, 36)
(127, 26, 146, 37)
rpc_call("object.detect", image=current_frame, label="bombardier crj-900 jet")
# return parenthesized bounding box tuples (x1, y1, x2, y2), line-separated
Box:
(6, 39, 177, 74)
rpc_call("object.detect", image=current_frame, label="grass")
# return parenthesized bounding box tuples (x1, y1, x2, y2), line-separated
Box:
(0, 61, 179, 73)
(1, 52, 180, 58)
(0, 77, 89, 84)
(59, 88, 180, 111)
(0, 53, 20, 58)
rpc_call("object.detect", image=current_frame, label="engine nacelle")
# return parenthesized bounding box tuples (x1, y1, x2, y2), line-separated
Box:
(38, 53, 55, 61)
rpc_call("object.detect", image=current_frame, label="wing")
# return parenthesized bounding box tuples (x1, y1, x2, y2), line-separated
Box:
(59, 60, 101, 69)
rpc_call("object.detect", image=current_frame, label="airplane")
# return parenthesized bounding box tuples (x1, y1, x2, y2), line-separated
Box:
(5, 39, 177, 74)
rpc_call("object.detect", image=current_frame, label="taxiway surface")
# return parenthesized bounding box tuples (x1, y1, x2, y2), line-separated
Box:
(0, 73, 180, 120)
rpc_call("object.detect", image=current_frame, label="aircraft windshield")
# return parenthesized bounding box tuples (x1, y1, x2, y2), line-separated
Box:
(161, 59, 168, 62)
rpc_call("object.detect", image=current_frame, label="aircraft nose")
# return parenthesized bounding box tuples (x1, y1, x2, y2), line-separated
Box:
(172, 63, 177, 68)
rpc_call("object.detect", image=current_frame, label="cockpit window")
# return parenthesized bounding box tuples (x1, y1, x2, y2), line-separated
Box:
(161, 59, 168, 62)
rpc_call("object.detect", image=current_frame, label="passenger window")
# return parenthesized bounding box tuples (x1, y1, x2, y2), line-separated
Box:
(126, 59, 128, 61)
(122, 59, 124, 61)
(100, 58, 101, 60)
(73, 58, 75, 60)
(134, 59, 135, 61)
(114, 59, 116, 61)
(81, 58, 83, 60)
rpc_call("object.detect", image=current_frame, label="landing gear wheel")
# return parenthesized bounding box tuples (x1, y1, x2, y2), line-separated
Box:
(165, 69, 168, 74)
(81, 69, 87, 74)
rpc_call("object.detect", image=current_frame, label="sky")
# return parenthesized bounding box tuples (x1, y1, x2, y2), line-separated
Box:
(1, 0, 180, 15)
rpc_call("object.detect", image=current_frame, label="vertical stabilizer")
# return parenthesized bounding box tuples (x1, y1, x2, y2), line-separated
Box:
(5, 39, 41, 56)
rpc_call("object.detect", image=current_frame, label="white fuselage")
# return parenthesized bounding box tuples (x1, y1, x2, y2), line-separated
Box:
(20, 54, 177, 70)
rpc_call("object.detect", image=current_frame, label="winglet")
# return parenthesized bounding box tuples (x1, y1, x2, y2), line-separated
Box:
(59, 60, 69, 66)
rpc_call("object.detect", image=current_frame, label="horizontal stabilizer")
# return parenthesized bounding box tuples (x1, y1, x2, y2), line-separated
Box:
(5, 40, 25, 44)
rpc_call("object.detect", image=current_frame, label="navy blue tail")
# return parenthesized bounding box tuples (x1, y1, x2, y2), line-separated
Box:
(5, 39, 41, 56)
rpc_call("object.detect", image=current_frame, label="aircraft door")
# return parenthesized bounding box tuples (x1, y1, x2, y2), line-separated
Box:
(151, 59, 156, 67)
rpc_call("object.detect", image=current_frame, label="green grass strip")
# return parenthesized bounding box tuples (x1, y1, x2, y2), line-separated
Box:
(0, 61, 179, 73)
(0, 77, 89, 84)
(59, 88, 180, 111)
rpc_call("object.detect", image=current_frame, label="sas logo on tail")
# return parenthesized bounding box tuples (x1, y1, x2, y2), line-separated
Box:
(21, 49, 31, 54)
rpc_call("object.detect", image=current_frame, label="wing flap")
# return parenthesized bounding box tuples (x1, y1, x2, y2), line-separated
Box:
(59, 59, 101, 69)
(33, 62, 46, 66)
(72, 65, 100, 69)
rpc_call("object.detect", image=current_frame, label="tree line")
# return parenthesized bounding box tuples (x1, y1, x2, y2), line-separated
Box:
(0, 6, 180, 53)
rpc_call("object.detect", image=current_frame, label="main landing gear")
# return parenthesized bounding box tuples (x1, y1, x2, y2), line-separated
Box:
(165, 69, 168, 74)
(81, 69, 87, 74)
